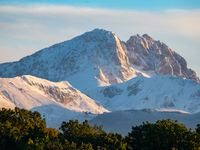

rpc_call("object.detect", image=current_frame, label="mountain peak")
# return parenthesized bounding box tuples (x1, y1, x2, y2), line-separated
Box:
(142, 34, 155, 42)
(142, 33, 150, 37)
(92, 28, 115, 34)
(0, 29, 199, 91)
(85, 28, 116, 37)
(127, 33, 156, 45)
(78, 28, 118, 44)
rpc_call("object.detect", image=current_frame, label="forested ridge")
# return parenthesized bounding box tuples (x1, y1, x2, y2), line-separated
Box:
(0, 107, 200, 150)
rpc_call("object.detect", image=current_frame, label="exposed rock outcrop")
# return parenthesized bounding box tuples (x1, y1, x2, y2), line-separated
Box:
(0, 29, 199, 90)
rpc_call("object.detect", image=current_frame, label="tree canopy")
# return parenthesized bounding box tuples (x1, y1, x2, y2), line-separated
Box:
(125, 119, 200, 150)
(0, 107, 200, 150)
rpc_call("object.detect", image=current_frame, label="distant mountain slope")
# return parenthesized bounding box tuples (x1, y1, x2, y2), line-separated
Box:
(0, 75, 108, 114)
(85, 75, 200, 113)
(30, 104, 98, 129)
(0, 29, 199, 91)
(0, 91, 16, 109)
(89, 109, 200, 136)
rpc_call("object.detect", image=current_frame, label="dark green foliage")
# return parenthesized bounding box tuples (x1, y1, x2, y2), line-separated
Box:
(0, 107, 200, 150)
(0, 107, 47, 150)
(59, 119, 127, 150)
(196, 124, 200, 134)
(126, 119, 200, 150)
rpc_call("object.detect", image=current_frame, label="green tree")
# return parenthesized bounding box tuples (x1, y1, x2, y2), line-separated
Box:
(196, 124, 200, 134)
(59, 119, 127, 150)
(2, 107, 199, 150)
(126, 119, 199, 150)
(0, 107, 48, 150)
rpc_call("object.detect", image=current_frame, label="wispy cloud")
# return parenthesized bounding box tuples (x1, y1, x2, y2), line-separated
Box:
(0, 5, 200, 76)
(1, 5, 200, 41)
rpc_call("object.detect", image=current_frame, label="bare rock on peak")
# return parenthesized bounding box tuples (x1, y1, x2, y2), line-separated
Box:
(126, 34, 199, 82)
(0, 29, 199, 91)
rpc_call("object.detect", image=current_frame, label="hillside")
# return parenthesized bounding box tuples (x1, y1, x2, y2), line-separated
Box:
(0, 75, 109, 128)
(85, 75, 200, 113)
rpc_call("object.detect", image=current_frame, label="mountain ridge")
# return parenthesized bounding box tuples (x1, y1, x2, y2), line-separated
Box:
(0, 75, 108, 114)
(0, 28, 199, 92)
(89, 109, 200, 136)
(0, 28, 200, 129)
(85, 75, 200, 113)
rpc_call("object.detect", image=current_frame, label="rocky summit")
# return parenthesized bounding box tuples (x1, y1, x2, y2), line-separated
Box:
(0, 29, 199, 91)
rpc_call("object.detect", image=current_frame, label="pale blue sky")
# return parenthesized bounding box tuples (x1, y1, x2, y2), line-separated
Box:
(0, 0, 200, 77)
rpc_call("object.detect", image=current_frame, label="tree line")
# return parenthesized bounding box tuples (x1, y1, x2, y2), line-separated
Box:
(0, 107, 200, 150)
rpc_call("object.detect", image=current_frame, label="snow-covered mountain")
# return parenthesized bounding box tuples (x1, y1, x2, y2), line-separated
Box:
(0, 75, 108, 114)
(0, 28, 200, 130)
(0, 29, 199, 91)
(85, 75, 200, 113)
(0, 75, 110, 128)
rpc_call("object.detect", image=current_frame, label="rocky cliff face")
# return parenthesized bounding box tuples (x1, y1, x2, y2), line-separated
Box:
(0, 29, 199, 90)
(126, 34, 199, 83)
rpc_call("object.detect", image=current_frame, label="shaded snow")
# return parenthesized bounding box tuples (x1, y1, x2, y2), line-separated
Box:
(89, 109, 200, 136)
(85, 75, 200, 113)
(0, 75, 110, 128)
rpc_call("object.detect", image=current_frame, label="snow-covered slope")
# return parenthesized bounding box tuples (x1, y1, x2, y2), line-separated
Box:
(0, 75, 108, 114)
(0, 29, 199, 91)
(0, 91, 16, 109)
(0, 75, 110, 128)
(85, 75, 200, 113)
(31, 104, 98, 128)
